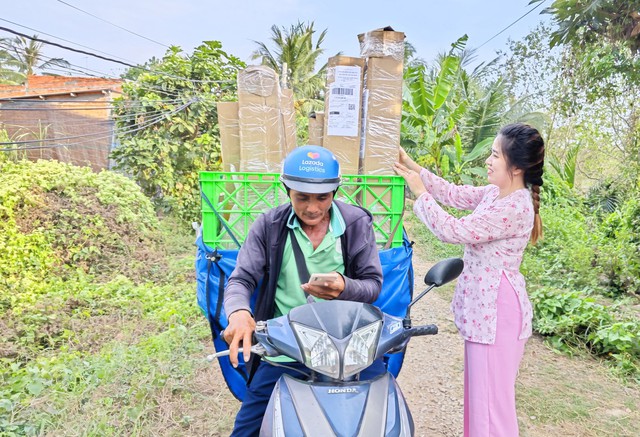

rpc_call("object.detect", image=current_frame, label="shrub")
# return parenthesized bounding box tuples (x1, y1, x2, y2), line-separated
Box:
(530, 286, 640, 377)
(0, 159, 165, 287)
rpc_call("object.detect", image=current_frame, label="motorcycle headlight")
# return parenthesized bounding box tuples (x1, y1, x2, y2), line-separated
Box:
(291, 322, 340, 379)
(343, 321, 382, 378)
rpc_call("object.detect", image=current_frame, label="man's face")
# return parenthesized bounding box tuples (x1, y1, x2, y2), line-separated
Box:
(289, 189, 334, 227)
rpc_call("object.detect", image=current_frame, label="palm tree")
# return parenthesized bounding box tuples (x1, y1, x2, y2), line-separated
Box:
(0, 35, 70, 84)
(252, 22, 330, 116)
(0, 49, 24, 85)
(443, 46, 549, 149)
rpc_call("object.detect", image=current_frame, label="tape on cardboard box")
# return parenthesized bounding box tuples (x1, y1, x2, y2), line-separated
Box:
(237, 66, 283, 172)
(308, 111, 324, 146)
(217, 102, 240, 172)
(358, 26, 406, 62)
(361, 57, 403, 176)
(280, 89, 297, 154)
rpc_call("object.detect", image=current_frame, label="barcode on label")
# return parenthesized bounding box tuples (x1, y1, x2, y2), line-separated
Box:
(332, 88, 354, 96)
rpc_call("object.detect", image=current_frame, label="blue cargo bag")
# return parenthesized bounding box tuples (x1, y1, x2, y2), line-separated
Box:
(195, 233, 414, 401)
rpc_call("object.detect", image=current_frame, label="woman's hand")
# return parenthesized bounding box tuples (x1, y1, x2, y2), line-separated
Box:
(399, 147, 422, 173)
(394, 162, 427, 198)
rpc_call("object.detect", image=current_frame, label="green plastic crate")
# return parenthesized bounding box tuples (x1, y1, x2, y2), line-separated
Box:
(200, 172, 405, 249)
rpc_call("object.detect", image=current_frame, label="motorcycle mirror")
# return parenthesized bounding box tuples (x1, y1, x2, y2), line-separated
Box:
(404, 258, 464, 328)
(424, 258, 464, 287)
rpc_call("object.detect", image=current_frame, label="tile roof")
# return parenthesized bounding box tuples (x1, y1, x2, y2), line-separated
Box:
(0, 75, 122, 99)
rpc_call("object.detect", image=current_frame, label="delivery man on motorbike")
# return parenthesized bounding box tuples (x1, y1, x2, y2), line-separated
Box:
(223, 145, 384, 436)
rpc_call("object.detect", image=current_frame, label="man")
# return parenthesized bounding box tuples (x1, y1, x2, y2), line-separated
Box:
(223, 145, 384, 436)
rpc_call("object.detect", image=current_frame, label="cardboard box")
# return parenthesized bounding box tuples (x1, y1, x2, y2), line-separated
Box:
(307, 111, 324, 146)
(323, 56, 365, 176)
(237, 65, 284, 172)
(358, 26, 406, 62)
(361, 57, 403, 175)
(217, 102, 240, 172)
(280, 88, 297, 154)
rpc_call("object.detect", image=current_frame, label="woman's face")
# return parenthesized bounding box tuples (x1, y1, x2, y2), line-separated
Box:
(485, 135, 513, 189)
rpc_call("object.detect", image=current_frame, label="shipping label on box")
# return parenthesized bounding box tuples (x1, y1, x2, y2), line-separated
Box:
(324, 56, 365, 176)
(326, 65, 362, 137)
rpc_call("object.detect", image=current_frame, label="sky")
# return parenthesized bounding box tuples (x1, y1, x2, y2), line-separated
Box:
(1, 0, 551, 78)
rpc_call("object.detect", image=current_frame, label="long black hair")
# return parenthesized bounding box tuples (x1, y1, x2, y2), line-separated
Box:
(499, 123, 545, 244)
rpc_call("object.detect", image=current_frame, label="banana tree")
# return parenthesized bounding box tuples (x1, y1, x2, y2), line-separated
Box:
(548, 142, 580, 189)
(401, 39, 468, 176)
(443, 136, 492, 184)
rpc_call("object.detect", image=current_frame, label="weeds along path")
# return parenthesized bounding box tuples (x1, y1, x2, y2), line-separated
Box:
(199, 223, 639, 437)
(402, 220, 640, 437)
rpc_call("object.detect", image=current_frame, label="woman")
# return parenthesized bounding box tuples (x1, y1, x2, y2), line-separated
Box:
(394, 123, 544, 436)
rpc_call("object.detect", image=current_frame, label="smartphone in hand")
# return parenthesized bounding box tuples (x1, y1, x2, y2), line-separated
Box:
(308, 272, 339, 285)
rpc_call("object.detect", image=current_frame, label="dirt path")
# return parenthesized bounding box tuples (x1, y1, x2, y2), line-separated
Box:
(194, 237, 639, 437)
(400, 236, 640, 437)
(399, 252, 465, 437)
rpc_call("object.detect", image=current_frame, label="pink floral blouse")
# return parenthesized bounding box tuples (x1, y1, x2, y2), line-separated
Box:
(414, 169, 534, 344)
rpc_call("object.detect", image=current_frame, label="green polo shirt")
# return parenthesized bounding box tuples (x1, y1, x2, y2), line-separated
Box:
(273, 203, 346, 318)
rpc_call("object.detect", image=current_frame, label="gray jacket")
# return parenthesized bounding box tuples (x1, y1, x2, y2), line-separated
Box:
(223, 200, 383, 323)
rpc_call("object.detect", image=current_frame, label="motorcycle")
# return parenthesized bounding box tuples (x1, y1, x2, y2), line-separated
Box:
(208, 257, 464, 436)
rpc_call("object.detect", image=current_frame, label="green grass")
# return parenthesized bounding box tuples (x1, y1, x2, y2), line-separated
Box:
(406, 206, 640, 437)
(0, 217, 228, 436)
(403, 210, 463, 261)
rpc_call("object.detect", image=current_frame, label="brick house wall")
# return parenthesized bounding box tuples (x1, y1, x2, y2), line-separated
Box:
(0, 75, 122, 171)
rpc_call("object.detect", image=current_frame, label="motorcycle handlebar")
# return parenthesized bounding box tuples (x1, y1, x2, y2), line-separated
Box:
(411, 324, 438, 336)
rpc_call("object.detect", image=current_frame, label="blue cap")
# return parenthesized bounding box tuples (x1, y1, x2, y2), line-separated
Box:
(280, 145, 341, 193)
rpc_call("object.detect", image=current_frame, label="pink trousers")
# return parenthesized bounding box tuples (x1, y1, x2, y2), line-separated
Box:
(463, 273, 527, 437)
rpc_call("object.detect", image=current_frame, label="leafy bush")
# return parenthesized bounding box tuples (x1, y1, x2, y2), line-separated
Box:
(524, 187, 640, 298)
(0, 162, 205, 434)
(0, 159, 164, 286)
(523, 202, 602, 291)
(530, 286, 640, 378)
(598, 196, 640, 295)
(111, 41, 245, 224)
(0, 159, 170, 362)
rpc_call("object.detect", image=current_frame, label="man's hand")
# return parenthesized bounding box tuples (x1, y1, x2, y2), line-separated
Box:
(301, 272, 345, 300)
(224, 310, 256, 368)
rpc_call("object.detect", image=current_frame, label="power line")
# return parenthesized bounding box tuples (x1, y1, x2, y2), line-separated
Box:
(0, 17, 138, 65)
(0, 26, 138, 69)
(0, 97, 186, 104)
(0, 25, 238, 85)
(56, 0, 171, 49)
(1, 107, 173, 124)
(0, 107, 186, 131)
(0, 41, 208, 99)
(476, 0, 548, 50)
(0, 98, 197, 147)
(0, 39, 122, 78)
(1, 106, 121, 111)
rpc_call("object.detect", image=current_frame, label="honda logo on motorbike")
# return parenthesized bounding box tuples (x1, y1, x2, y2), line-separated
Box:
(327, 387, 358, 394)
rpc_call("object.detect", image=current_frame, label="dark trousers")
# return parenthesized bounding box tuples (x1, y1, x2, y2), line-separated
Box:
(230, 358, 386, 437)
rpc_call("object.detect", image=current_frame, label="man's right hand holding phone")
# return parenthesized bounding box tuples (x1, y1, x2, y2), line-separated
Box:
(302, 272, 344, 300)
